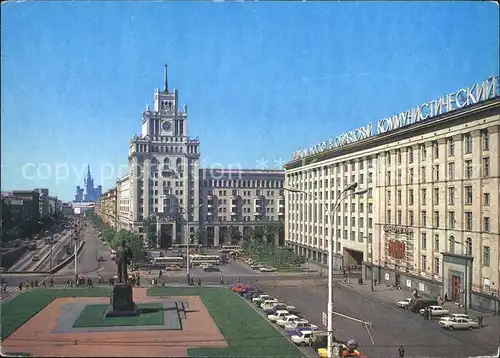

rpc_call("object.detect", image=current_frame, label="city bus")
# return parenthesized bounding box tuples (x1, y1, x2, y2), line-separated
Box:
(151, 256, 185, 268)
(218, 245, 243, 254)
(189, 254, 220, 266)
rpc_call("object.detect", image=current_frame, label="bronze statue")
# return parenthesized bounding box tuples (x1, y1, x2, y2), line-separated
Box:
(116, 240, 133, 283)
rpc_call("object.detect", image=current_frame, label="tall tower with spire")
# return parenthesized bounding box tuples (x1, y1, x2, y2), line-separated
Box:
(75, 164, 102, 202)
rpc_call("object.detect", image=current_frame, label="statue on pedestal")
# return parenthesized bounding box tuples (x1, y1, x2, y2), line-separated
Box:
(116, 240, 133, 283)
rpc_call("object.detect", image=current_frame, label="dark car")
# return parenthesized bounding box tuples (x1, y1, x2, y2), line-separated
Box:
(409, 299, 438, 312)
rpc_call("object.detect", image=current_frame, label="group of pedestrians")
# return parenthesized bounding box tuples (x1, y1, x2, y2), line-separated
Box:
(18, 277, 55, 291)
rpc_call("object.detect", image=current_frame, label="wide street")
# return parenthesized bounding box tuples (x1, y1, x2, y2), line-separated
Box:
(257, 281, 500, 358)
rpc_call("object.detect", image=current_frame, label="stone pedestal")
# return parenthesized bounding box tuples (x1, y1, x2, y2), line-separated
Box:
(105, 283, 137, 317)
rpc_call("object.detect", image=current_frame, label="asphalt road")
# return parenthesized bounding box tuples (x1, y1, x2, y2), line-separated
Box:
(35, 233, 74, 272)
(56, 223, 116, 276)
(257, 281, 500, 358)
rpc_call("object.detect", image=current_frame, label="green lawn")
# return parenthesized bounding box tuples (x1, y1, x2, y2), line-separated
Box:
(2, 287, 303, 357)
(73, 303, 164, 328)
(0, 288, 111, 340)
(148, 287, 303, 357)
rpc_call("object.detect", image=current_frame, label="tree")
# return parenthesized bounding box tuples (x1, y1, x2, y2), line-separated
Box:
(227, 226, 242, 245)
(194, 228, 205, 246)
(111, 230, 143, 261)
(142, 215, 157, 248)
(249, 226, 265, 243)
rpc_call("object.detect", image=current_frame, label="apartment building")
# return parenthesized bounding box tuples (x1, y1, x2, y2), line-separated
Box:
(98, 188, 118, 228)
(285, 76, 499, 312)
(115, 66, 285, 248)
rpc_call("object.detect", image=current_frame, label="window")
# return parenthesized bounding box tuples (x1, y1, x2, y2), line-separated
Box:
(434, 164, 440, 181)
(387, 210, 392, 223)
(422, 211, 427, 226)
(465, 160, 473, 179)
(466, 238, 472, 256)
(397, 169, 402, 185)
(465, 212, 473, 231)
(448, 211, 455, 229)
(409, 189, 414, 205)
(465, 186, 472, 205)
(408, 148, 414, 163)
(421, 232, 427, 250)
(386, 152, 391, 165)
(368, 203, 373, 213)
(449, 236, 455, 253)
(433, 141, 439, 158)
(448, 162, 455, 180)
(421, 255, 427, 271)
(434, 188, 439, 205)
(409, 168, 414, 184)
(397, 150, 402, 164)
(464, 134, 472, 153)
(387, 190, 392, 203)
(481, 130, 489, 151)
(483, 193, 490, 206)
(434, 211, 439, 227)
(397, 190, 402, 205)
(483, 217, 490, 232)
(448, 187, 455, 205)
(434, 257, 440, 275)
(409, 210, 414, 225)
(420, 144, 427, 161)
(387, 171, 392, 185)
(397, 210, 402, 225)
(483, 246, 490, 267)
(434, 234, 440, 251)
(421, 189, 427, 205)
(482, 157, 490, 177)
(421, 166, 426, 183)
(448, 138, 454, 156)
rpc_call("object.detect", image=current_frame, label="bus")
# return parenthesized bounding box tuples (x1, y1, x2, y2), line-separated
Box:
(189, 254, 220, 266)
(169, 243, 202, 253)
(151, 256, 185, 268)
(218, 245, 243, 254)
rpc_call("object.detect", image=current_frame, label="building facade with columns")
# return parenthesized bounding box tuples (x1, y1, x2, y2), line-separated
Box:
(114, 66, 285, 248)
(285, 76, 499, 312)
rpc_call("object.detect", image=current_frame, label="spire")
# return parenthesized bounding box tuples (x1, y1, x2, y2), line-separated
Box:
(87, 164, 91, 178)
(164, 64, 169, 93)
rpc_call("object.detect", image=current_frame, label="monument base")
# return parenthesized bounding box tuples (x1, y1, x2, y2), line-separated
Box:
(105, 282, 137, 317)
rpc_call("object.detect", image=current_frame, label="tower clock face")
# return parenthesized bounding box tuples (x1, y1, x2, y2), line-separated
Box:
(162, 121, 172, 132)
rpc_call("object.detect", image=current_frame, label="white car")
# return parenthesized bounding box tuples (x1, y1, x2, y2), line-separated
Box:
(440, 313, 473, 322)
(419, 305, 449, 316)
(268, 310, 290, 322)
(252, 295, 271, 304)
(260, 299, 280, 308)
(277, 314, 300, 327)
(439, 317, 479, 330)
(290, 330, 314, 346)
(260, 266, 277, 272)
(285, 319, 315, 331)
(397, 298, 413, 308)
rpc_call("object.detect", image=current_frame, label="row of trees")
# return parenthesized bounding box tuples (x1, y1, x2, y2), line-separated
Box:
(193, 221, 285, 246)
(87, 212, 143, 261)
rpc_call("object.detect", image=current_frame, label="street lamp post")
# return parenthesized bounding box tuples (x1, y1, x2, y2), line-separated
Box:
(285, 182, 367, 358)
(364, 235, 374, 292)
(175, 204, 203, 285)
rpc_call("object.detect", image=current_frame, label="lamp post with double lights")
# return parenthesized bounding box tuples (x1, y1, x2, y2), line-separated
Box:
(175, 203, 203, 284)
(73, 223, 82, 279)
(285, 182, 368, 358)
(450, 237, 469, 314)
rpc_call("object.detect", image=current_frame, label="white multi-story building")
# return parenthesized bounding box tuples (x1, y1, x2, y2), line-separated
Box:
(116, 66, 285, 248)
(285, 76, 499, 312)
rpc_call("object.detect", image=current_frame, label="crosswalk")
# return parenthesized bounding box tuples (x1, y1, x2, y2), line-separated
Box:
(0, 286, 21, 299)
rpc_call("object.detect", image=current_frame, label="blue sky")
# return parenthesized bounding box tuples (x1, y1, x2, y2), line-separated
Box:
(2, 1, 498, 201)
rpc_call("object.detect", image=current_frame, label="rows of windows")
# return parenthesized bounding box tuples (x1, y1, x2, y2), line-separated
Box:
(203, 179, 285, 189)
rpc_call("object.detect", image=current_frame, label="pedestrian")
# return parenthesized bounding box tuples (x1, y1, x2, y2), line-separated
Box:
(478, 315, 483, 328)
(190, 277, 194, 286)
(19, 282, 23, 291)
(198, 278, 202, 286)
(42, 279, 46, 288)
(136, 276, 140, 287)
(50, 277, 54, 287)
(220, 275, 224, 286)
(398, 345, 405, 357)
(35, 279, 39, 287)
(30, 280, 34, 289)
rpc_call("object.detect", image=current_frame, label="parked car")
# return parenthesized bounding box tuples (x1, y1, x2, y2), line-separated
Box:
(277, 314, 301, 327)
(268, 310, 290, 322)
(409, 299, 438, 312)
(264, 304, 299, 315)
(439, 317, 479, 330)
(285, 319, 311, 331)
(419, 305, 449, 317)
(288, 325, 320, 336)
(252, 294, 272, 304)
(439, 313, 473, 322)
(290, 330, 314, 347)
(261, 299, 280, 309)
(396, 298, 413, 308)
